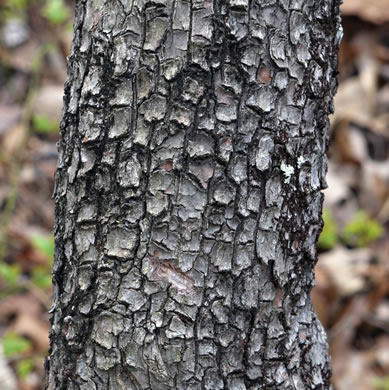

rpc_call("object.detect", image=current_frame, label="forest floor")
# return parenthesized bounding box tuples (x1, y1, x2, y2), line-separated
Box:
(0, 1, 388, 389)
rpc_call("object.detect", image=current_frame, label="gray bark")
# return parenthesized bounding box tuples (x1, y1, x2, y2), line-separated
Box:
(46, 1, 342, 389)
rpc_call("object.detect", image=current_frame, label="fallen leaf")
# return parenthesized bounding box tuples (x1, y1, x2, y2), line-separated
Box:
(319, 247, 372, 296)
(0, 105, 22, 136)
(342, 0, 389, 25)
(12, 313, 49, 354)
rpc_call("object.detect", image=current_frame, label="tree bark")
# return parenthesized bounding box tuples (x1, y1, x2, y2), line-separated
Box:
(46, 1, 342, 389)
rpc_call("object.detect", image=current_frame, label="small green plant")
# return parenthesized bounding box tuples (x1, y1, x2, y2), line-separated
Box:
(0, 263, 21, 286)
(3, 0, 70, 24)
(2, 0, 39, 20)
(342, 210, 384, 248)
(31, 266, 52, 289)
(32, 114, 59, 134)
(43, 0, 70, 24)
(16, 358, 35, 381)
(8, 0, 27, 8)
(2, 0, 27, 17)
(318, 208, 338, 250)
(318, 209, 384, 250)
(372, 376, 389, 390)
(2, 332, 32, 357)
(31, 234, 54, 265)
(30, 234, 54, 289)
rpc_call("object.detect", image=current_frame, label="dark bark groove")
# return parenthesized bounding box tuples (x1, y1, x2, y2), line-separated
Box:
(46, 1, 342, 389)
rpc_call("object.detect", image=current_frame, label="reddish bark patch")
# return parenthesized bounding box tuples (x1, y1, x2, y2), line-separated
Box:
(273, 288, 284, 308)
(220, 137, 232, 148)
(150, 253, 194, 293)
(160, 160, 173, 171)
(257, 66, 272, 84)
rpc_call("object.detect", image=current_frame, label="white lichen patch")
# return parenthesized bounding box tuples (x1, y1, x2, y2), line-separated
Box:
(280, 161, 294, 184)
(297, 156, 306, 168)
(230, 0, 248, 8)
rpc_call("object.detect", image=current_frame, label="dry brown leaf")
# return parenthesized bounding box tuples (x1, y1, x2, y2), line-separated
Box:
(324, 162, 352, 206)
(342, 0, 389, 25)
(0, 294, 42, 321)
(324, 163, 359, 229)
(1, 123, 27, 162)
(370, 301, 389, 330)
(333, 77, 372, 125)
(333, 54, 379, 128)
(374, 336, 389, 371)
(19, 379, 39, 390)
(312, 265, 338, 328)
(0, 40, 40, 73)
(334, 125, 368, 165)
(7, 227, 51, 272)
(332, 350, 376, 390)
(0, 105, 22, 136)
(330, 296, 369, 355)
(319, 247, 372, 296)
(360, 159, 389, 214)
(32, 85, 64, 124)
(11, 313, 49, 353)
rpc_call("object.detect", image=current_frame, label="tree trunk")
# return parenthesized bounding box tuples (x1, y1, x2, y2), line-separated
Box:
(46, 1, 341, 389)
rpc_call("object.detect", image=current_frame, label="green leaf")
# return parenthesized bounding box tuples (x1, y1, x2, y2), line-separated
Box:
(2, 332, 32, 358)
(342, 210, 384, 248)
(372, 376, 389, 390)
(4, 0, 26, 13)
(0, 263, 21, 286)
(32, 114, 59, 133)
(16, 359, 34, 381)
(31, 234, 54, 265)
(318, 208, 338, 250)
(10, 0, 26, 7)
(31, 266, 52, 289)
(43, 0, 70, 24)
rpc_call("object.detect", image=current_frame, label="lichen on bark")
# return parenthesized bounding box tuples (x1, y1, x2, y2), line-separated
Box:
(46, 1, 341, 389)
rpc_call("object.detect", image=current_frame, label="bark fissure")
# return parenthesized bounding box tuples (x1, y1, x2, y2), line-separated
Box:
(47, 0, 341, 389)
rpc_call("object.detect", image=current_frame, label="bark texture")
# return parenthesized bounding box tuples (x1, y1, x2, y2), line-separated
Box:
(47, 1, 342, 389)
